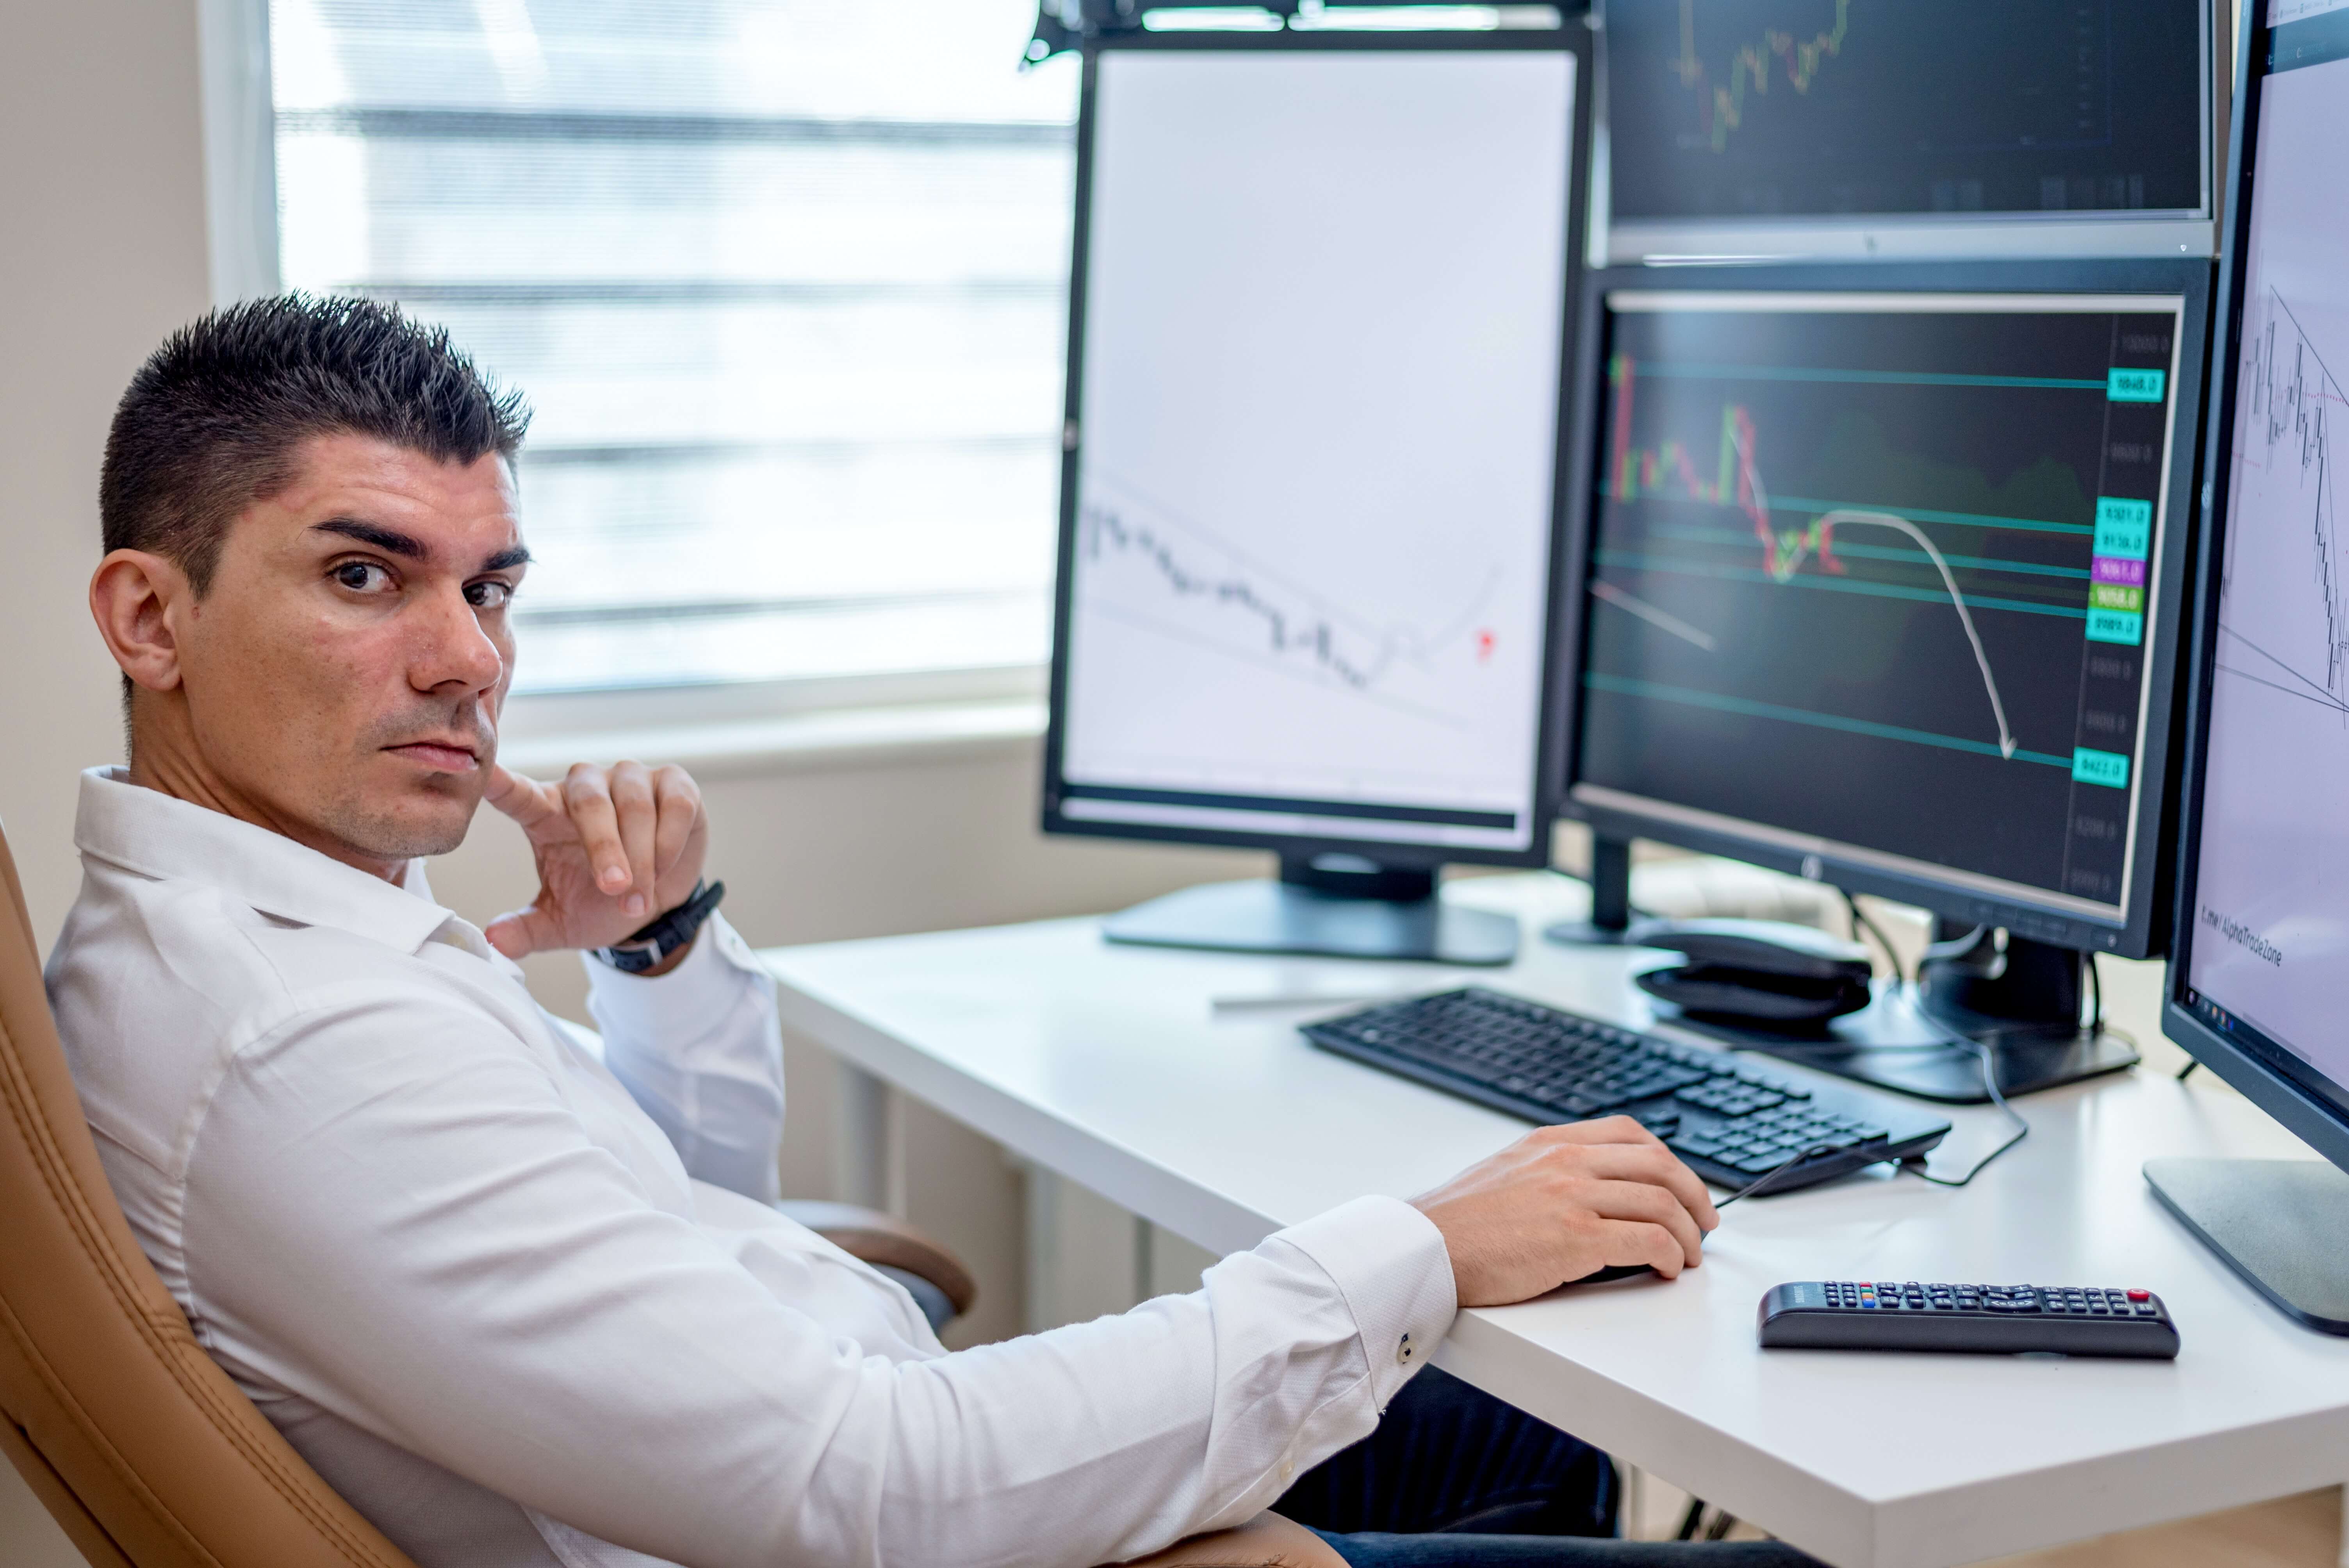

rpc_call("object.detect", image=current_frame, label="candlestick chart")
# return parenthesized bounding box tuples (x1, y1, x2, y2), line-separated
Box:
(1605, 0, 2202, 225)
(1673, 0, 1848, 153)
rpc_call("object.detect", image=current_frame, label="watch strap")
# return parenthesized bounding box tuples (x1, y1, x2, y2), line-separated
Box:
(594, 879, 726, 974)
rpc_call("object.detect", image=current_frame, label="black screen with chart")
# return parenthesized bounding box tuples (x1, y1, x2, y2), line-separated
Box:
(1605, 0, 2206, 225)
(1572, 290, 2186, 920)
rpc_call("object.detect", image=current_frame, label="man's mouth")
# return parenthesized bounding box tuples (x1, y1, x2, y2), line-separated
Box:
(385, 739, 480, 773)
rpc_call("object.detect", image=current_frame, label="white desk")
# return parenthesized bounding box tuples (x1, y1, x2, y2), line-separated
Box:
(762, 874, 2349, 1568)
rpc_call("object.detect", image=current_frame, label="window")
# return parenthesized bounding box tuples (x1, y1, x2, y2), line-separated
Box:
(268, 1, 1077, 701)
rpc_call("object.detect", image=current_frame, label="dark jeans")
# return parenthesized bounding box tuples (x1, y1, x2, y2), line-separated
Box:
(1275, 1369, 1824, 1568)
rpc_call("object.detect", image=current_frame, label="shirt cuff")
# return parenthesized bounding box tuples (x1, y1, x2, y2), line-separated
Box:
(1274, 1195, 1458, 1409)
(582, 911, 766, 1043)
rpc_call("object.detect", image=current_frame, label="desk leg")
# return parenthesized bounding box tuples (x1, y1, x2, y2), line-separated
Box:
(1023, 1168, 1147, 1333)
(2339, 1483, 2348, 1568)
(834, 1062, 896, 1213)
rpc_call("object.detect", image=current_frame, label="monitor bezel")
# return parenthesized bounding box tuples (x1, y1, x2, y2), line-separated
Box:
(1595, 0, 2221, 267)
(2162, 0, 2349, 1175)
(1040, 25, 1598, 872)
(1556, 257, 2215, 959)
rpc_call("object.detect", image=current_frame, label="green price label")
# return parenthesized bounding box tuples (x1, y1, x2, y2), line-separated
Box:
(2086, 608, 2145, 645)
(2072, 748, 2132, 788)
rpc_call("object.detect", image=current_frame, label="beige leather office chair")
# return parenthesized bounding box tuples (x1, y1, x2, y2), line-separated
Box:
(0, 824, 1337, 1568)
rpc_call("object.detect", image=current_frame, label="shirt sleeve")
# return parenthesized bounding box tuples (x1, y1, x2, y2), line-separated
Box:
(180, 993, 1458, 1568)
(581, 912, 788, 1203)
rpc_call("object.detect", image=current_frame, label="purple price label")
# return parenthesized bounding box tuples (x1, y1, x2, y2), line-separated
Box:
(2092, 556, 2147, 586)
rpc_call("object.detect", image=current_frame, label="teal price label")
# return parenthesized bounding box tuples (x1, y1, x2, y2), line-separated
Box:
(2087, 608, 2144, 645)
(2108, 368, 2167, 403)
(2094, 497, 2153, 560)
(2072, 747, 2131, 788)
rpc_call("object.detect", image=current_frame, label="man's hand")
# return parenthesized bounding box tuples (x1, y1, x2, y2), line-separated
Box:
(481, 761, 709, 965)
(1411, 1117, 1720, 1306)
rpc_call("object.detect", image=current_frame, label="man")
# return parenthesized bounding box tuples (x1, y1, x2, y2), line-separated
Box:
(46, 296, 1817, 1568)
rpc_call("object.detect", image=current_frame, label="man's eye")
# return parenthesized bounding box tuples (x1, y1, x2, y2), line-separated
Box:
(467, 581, 513, 610)
(333, 561, 392, 593)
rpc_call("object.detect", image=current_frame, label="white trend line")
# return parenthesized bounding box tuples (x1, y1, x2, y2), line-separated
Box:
(1590, 579, 1719, 651)
(1817, 509, 2018, 760)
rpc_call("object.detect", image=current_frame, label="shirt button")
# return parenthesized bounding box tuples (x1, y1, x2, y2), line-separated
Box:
(1279, 1459, 1296, 1482)
(1397, 1332, 1415, 1365)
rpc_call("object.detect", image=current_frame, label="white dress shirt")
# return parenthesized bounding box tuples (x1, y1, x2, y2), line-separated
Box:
(44, 767, 1459, 1568)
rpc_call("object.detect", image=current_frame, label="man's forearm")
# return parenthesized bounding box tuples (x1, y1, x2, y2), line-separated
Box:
(585, 912, 788, 1202)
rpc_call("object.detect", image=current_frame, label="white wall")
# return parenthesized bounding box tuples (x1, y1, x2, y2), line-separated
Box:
(2, 5, 209, 1558)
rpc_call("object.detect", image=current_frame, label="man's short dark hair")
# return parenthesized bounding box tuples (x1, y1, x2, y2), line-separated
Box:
(100, 294, 531, 595)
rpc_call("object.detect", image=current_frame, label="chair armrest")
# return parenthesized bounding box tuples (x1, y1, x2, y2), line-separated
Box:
(771, 1201, 978, 1318)
(1117, 1512, 1348, 1568)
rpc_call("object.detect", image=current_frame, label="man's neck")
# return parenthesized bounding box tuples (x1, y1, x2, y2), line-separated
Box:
(126, 741, 406, 886)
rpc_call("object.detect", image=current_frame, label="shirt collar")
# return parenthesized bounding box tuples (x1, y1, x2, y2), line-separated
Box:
(73, 766, 461, 955)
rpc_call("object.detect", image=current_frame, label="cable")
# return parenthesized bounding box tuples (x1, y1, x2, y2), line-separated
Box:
(1839, 889, 1910, 987)
(1713, 1140, 1874, 1208)
(1902, 1005, 2030, 1189)
(1716, 989, 2029, 1188)
(2177, 1059, 2201, 1081)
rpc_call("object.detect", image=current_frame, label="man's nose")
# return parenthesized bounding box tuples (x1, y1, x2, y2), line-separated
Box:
(412, 584, 506, 695)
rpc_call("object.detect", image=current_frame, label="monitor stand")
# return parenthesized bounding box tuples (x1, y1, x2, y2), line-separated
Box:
(1668, 924, 2139, 1102)
(1100, 852, 1518, 966)
(1539, 835, 1645, 946)
(2144, 1158, 2349, 1336)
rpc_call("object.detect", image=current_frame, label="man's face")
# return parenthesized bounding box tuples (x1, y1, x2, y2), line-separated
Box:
(171, 432, 529, 870)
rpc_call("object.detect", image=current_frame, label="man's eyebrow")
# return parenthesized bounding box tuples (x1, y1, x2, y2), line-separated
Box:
(311, 519, 531, 573)
(312, 519, 428, 560)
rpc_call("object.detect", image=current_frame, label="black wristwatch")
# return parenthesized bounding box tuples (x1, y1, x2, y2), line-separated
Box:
(594, 880, 726, 974)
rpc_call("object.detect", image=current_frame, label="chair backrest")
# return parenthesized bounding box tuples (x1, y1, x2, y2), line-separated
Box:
(0, 823, 417, 1568)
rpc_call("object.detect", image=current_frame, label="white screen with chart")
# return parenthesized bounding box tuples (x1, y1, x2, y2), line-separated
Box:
(2184, 9, 2349, 1086)
(1056, 47, 1575, 853)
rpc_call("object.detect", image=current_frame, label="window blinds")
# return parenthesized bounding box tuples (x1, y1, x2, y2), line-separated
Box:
(271, 0, 1075, 696)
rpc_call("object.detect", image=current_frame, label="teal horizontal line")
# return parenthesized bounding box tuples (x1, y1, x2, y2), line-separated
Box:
(1583, 673, 2076, 769)
(1648, 523, 2092, 580)
(1767, 495, 2096, 536)
(1632, 360, 2111, 392)
(1594, 551, 2090, 620)
(1624, 488, 2098, 536)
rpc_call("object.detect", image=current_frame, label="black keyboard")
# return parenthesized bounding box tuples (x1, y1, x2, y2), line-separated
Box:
(1759, 1281, 2179, 1358)
(1302, 987, 1950, 1194)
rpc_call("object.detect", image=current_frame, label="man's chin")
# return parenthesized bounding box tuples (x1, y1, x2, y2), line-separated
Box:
(328, 785, 483, 866)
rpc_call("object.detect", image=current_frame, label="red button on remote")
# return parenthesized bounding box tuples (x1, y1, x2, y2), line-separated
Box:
(2126, 1289, 2150, 1301)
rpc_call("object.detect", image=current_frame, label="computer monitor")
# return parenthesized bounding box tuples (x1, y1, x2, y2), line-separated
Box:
(2159, 0, 2349, 1338)
(1599, 0, 2219, 264)
(1559, 259, 2212, 1097)
(1040, 28, 1594, 965)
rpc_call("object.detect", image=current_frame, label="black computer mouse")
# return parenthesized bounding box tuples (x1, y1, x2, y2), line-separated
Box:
(1567, 1263, 1660, 1286)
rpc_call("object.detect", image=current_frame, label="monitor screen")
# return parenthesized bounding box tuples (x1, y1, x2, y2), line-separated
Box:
(2178, 3, 2349, 1120)
(1602, 0, 2212, 260)
(1571, 283, 2192, 943)
(1047, 40, 1583, 861)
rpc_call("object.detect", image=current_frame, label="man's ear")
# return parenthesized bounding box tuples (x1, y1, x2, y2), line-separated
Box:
(89, 550, 193, 695)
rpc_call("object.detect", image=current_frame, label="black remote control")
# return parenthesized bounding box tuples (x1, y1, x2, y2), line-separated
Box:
(1758, 1281, 2179, 1358)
